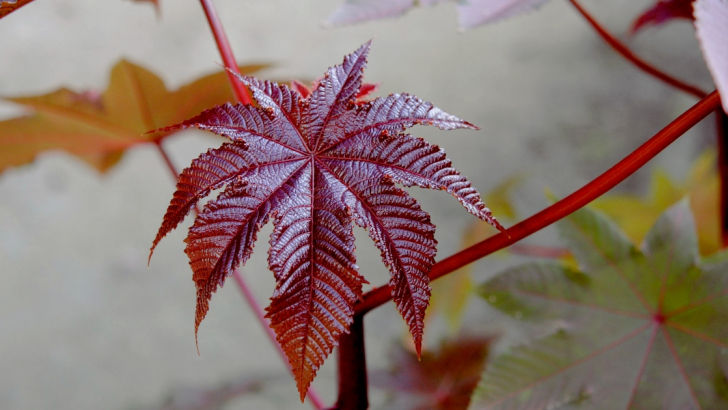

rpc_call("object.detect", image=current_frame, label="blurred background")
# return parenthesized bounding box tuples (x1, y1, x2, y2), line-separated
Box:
(0, 0, 718, 408)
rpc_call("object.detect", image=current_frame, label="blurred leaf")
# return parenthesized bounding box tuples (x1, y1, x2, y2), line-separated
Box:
(695, 0, 728, 114)
(0, 60, 269, 173)
(456, 0, 550, 29)
(430, 175, 522, 334)
(472, 201, 728, 409)
(630, 0, 695, 35)
(326, 0, 446, 27)
(372, 336, 491, 410)
(0, 0, 34, 19)
(592, 150, 721, 256)
(326, 0, 550, 30)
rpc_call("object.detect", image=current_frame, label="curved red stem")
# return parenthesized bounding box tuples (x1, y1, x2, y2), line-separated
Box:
(567, 0, 707, 100)
(355, 91, 721, 316)
(198, 0, 252, 105)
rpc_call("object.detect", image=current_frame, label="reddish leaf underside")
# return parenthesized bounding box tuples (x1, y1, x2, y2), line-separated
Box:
(631, 0, 695, 34)
(372, 336, 491, 409)
(326, 0, 550, 30)
(150, 41, 504, 400)
(695, 0, 728, 114)
(455, 0, 550, 29)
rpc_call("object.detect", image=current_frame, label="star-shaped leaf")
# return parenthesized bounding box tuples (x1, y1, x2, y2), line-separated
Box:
(326, 0, 550, 30)
(471, 201, 728, 409)
(0, 60, 268, 173)
(630, 0, 695, 35)
(149, 41, 504, 400)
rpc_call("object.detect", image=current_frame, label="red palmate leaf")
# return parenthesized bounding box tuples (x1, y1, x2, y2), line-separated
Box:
(631, 0, 695, 35)
(290, 78, 379, 103)
(150, 41, 504, 400)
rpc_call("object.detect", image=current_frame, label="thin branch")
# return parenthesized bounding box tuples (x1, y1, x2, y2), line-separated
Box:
(153, 141, 325, 410)
(355, 91, 721, 316)
(198, 0, 252, 105)
(567, 0, 708, 100)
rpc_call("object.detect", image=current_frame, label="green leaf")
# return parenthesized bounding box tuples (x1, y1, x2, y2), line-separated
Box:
(471, 201, 728, 409)
(592, 151, 722, 256)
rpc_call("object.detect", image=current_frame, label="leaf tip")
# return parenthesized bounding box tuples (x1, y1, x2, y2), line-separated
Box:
(467, 121, 481, 130)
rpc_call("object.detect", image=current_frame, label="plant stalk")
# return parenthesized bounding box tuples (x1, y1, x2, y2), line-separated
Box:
(567, 0, 707, 100)
(355, 91, 721, 316)
(153, 141, 325, 409)
(717, 110, 728, 247)
(335, 315, 368, 410)
(198, 0, 252, 105)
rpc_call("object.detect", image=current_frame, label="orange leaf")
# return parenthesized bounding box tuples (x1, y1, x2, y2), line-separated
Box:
(0, 60, 269, 173)
(0, 0, 35, 19)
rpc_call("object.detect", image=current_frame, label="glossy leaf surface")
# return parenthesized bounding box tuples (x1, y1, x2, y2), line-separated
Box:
(327, 0, 549, 30)
(0, 61, 268, 173)
(471, 201, 728, 409)
(150, 42, 503, 400)
(630, 0, 695, 34)
(695, 0, 728, 114)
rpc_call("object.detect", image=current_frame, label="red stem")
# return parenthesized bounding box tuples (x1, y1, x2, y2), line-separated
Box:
(567, 0, 707, 100)
(198, 0, 252, 105)
(355, 91, 721, 316)
(335, 315, 368, 410)
(153, 141, 325, 409)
